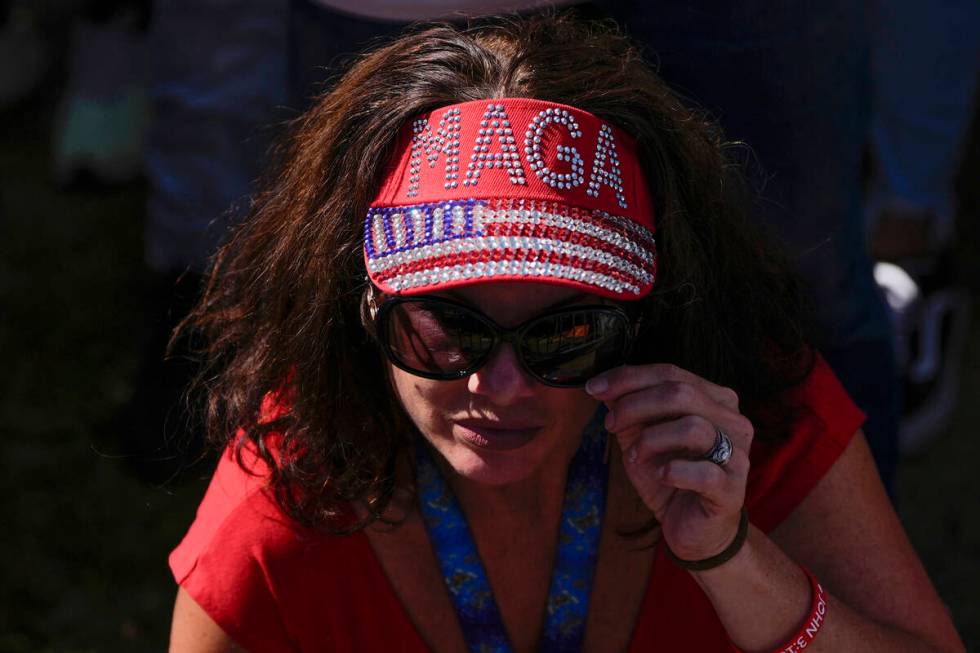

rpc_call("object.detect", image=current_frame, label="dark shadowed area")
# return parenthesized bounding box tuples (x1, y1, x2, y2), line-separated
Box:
(1, 24, 979, 653)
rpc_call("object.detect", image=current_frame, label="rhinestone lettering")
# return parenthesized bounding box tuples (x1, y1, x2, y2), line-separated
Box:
(464, 103, 527, 188)
(524, 108, 585, 190)
(408, 107, 462, 197)
(587, 124, 628, 208)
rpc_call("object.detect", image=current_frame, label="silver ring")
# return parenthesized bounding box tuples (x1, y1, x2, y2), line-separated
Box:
(703, 428, 733, 467)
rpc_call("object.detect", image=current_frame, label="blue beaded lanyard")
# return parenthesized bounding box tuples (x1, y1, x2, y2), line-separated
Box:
(415, 409, 609, 653)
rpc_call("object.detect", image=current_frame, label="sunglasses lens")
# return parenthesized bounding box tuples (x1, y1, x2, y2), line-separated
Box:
(521, 309, 630, 385)
(382, 300, 494, 377)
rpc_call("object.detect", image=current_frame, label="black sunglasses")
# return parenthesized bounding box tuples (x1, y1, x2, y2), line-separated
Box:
(372, 295, 635, 387)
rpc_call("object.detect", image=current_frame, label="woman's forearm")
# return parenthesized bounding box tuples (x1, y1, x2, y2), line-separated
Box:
(690, 526, 964, 653)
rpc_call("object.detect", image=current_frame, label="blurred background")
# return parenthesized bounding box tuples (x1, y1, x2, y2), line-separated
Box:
(0, 1, 977, 651)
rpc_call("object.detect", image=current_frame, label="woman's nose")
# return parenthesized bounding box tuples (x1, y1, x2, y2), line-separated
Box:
(467, 342, 537, 403)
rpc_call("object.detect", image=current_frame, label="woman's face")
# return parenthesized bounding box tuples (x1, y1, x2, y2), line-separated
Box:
(387, 282, 602, 487)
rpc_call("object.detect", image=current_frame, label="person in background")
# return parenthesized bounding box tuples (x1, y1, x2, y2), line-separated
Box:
(865, 0, 978, 456)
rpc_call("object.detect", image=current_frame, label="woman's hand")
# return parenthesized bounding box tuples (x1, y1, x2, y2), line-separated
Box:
(586, 364, 754, 561)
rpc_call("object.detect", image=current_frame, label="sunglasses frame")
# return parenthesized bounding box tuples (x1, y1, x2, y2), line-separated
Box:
(373, 294, 635, 387)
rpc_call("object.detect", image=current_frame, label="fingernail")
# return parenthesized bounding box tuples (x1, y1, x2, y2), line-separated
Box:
(604, 410, 616, 430)
(628, 445, 638, 465)
(585, 377, 607, 395)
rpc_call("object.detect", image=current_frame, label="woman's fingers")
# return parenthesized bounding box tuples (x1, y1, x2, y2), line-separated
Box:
(624, 444, 749, 511)
(599, 381, 754, 449)
(586, 364, 752, 446)
(616, 417, 751, 515)
(587, 363, 740, 411)
(592, 363, 752, 559)
(661, 456, 748, 509)
(623, 415, 718, 462)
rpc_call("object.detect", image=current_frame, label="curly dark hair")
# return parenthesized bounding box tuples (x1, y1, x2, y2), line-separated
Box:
(178, 11, 813, 532)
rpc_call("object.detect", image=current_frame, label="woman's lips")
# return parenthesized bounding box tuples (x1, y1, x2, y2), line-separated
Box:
(454, 420, 543, 451)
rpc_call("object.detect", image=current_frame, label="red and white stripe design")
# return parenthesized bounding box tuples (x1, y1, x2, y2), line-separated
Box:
(366, 199, 656, 297)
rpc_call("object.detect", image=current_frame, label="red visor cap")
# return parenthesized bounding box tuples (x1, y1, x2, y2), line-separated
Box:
(363, 98, 657, 300)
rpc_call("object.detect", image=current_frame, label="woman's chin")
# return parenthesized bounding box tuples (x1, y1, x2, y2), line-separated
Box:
(436, 439, 539, 487)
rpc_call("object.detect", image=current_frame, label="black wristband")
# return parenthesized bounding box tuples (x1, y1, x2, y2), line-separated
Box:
(664, 507, 750, 571)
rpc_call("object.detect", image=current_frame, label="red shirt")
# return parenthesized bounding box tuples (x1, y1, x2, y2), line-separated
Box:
(170, 354, 864, 652)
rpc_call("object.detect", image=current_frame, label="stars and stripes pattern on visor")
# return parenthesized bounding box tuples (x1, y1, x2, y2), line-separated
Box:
(363, 98, 658, 300)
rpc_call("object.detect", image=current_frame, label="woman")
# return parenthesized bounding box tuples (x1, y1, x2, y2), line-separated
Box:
(168, 13, 965, 653)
